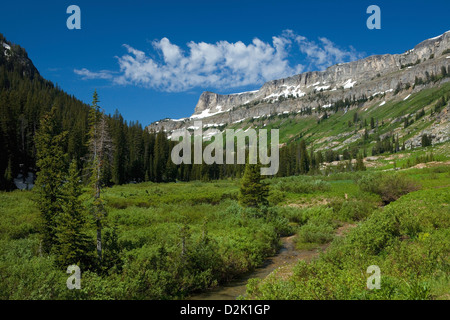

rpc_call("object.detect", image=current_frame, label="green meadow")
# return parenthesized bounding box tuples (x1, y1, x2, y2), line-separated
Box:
(1, 148, 449, 300)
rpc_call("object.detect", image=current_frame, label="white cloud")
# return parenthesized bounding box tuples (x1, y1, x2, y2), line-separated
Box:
(74, 68, 114, 80)
(75, 30, 363, 92)
(295, 35, 363, 70)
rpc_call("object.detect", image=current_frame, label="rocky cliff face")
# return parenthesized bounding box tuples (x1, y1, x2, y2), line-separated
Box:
(0, 35, 40, 79)
(147, 31, 450, 134)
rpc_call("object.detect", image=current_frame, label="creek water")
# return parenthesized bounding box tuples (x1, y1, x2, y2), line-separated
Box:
(189, 236, 324, 300)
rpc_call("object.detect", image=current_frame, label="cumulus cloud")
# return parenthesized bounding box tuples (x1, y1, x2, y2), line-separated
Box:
(75, 30, 363, 92)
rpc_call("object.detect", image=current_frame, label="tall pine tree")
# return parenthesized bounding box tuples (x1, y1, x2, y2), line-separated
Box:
(34, 106, 67, 253)
(87, 91, 112, 264)
(54, 160, 93, 269)
(299, 140, 309, 174)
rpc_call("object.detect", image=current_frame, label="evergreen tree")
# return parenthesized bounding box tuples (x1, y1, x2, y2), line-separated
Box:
(364, 128, 369, 141)
(111, 110, 127, 185)
(421, 134, 432, 147)
(355, 154, 366, 171)
(87, 91, 111, 264)
(316, 151, 324, 165)
(101, 225, 123, 274)
(299, 140, 309, 174)
(54, 160, 93, 269)
(34, 106, 68, 252)
(153, 128, 169, 182)
(165, 151, 178, 182)
(434, 96, 446, 113)
(239, 163, 269, 208)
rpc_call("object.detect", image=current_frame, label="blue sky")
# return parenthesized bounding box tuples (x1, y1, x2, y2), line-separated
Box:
(1, 0, 449, 125)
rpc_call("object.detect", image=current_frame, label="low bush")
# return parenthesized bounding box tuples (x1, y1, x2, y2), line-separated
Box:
(267, 189, 285, 206)
(338, 199, 375, 222)
(297, 219, 335, 245)
(295, 207, 338, 246)
(358, 173, 420, 204)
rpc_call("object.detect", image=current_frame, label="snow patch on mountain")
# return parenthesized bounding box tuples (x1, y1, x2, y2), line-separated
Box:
(230, 90, 259, 95)
(307, 81, 321, 88)
(371, 88, 394, 97)
(315, 85, 330, 91)
(343, 79, 356, 89)
(263, 84, 305, 101)
(190, 107, 227, 119)
(2, 42, 11, 57)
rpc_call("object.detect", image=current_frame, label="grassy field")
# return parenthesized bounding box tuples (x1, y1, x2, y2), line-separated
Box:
(0, 145, 449, 300)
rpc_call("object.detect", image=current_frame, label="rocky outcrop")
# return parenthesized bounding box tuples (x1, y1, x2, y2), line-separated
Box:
(1, 36, 40, 79)
(405, 104, 450, 148)
(193, 90, 260, 116)
(147, 31, 450, 133)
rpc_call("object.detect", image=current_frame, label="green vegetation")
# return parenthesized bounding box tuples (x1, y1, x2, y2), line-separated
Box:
(33, 105, 69, 252)
(1, 32, 449, 301)
(0, 177, 292, 299)
(245, 166, 450, 300)
(357, 172, 419, 204)
(234, 81, 450, 156)
(239, 163, 269, 207)
(1, 142, 449, 299)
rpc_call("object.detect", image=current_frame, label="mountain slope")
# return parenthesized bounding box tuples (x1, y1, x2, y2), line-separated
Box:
(0, 33, 173, 190)
(147, 31, 450, 152)
(0, 33, 39, 79)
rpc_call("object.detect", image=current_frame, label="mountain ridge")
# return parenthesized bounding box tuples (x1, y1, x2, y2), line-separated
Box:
(147, 31, 450, 137)
(0, 33, 40, 79)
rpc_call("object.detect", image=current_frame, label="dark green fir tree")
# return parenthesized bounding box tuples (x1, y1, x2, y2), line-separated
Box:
(34, 106, 68, 253)
(239, 163, 269, 208)
(54, 160, 93, 269)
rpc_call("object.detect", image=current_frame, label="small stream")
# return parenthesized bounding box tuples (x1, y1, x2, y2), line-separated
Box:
(189, 236, 324, 300)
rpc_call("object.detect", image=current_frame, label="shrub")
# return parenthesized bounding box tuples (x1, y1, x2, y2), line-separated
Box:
(345, 207, 401, 254)
(338, 200, 374, 222)
(267, 189, 285, 206)
(358, 173, 420, 204)
(265, 208, 294, 236)
(296, 210, 337, 246)
(297, 217, 335, 244)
